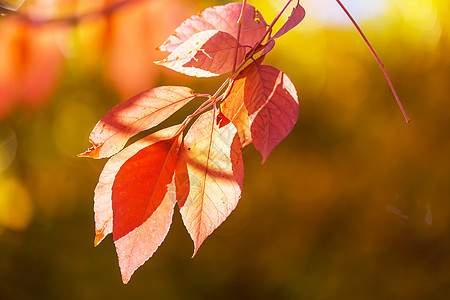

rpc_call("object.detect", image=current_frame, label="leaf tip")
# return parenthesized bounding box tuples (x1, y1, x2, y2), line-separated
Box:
(122, 275, 131, 284)
(191, 247, 199, 258)
(259, 151, 268, 164)
(78, 147, 101, 159)
(191, 238, 205, 258)
(94, 230, 106, 247)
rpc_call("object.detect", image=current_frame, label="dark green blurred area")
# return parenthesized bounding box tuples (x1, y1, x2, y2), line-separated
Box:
(1, 0, 449, 299)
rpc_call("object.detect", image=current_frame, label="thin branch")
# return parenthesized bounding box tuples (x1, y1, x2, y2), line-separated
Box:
(335, 0, 410, 123)
(232, 0, 247, 73)
(211, 0, 295, 105)
(4, 0, 148, 26)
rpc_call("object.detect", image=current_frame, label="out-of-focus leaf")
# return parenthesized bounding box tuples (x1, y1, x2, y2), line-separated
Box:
(0, 0, 25, 14)
(0, 18, 63, 119)
(103, 1, 178, 98)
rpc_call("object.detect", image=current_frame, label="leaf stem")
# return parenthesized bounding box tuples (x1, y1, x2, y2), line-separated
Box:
(335, 0, 410, 123)
(210, 0, 295, 108)
(232, 0, 247, 74)
(178, 96, 215, 132)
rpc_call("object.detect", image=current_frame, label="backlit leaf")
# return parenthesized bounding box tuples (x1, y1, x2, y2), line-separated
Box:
(220, 77, 252, 146)
(155, 30, 246, 77)
(177, 110, 244, 255)
(92, 125, 180, 247)
(115, 179, 176, 284)
(79, 86, 194, 159)
(112, 135, 180, 242)
(222, 60, 299, 162)
(271, 0, 306, 40)
(158, 3, 267, 52)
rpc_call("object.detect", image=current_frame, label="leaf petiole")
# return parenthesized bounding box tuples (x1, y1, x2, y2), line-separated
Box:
(232, 0, 247, 73)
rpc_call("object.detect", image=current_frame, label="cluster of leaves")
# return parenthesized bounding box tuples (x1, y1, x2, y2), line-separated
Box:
(80, 1, 306, 283)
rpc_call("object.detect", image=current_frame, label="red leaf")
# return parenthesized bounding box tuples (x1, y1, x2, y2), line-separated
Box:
(112, 135, 180, 241)
(155, 30, 246, 77)
(79, 86, 194, 159)
(115, 179, 176, 284)
(158, 3, 267, 52)
(177, 110, 244, 255)
(271, 0, 306, 40)
(92, 125, 180, 247)
(222, 61, 299, 162)
(93, 125, 181, 283)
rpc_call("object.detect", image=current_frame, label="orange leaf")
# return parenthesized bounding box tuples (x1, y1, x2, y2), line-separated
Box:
(222, 61, 299, 162)
(221, 74, 252, 147)
(177, 110, 244, 255)
(79, 86, 194, 159)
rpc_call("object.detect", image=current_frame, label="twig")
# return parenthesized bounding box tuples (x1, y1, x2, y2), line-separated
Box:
(5, 0, 148, 26)
(232, 0, 247, 73)
(335, 0, 410, 123)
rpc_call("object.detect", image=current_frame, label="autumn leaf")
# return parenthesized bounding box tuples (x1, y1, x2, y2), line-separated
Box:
(92, 125, 181, 247)
(220, 76, 252, 146)
(222, 60, 299, 162)
(115, 179, 176, 284)
(155, 30, 246, 77)
(112, 135, 180, 241)
(158, 2, 267, 52)
(262, 1, 306, 56)
(176, 110, 244, 255)
(271, 0, 306, 40)
(93, 125, 181, 283)
(79, 86, 195, 159)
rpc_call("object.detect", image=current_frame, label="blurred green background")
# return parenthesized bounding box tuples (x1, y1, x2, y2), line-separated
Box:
(1, 0, 449, 299)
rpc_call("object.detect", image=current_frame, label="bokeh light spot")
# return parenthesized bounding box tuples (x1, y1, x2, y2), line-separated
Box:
(0, 176, 33, 231)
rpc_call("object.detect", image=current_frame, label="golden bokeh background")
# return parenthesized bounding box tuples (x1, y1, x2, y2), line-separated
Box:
(0, 0, 449, 298)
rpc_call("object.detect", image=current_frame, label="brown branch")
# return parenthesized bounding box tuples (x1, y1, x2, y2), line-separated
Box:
(3, 0, 149, 26)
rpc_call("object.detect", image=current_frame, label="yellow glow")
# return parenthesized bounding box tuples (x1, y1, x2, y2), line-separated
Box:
(397, 0, 437, 30)
(0, 176, 33, 231)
